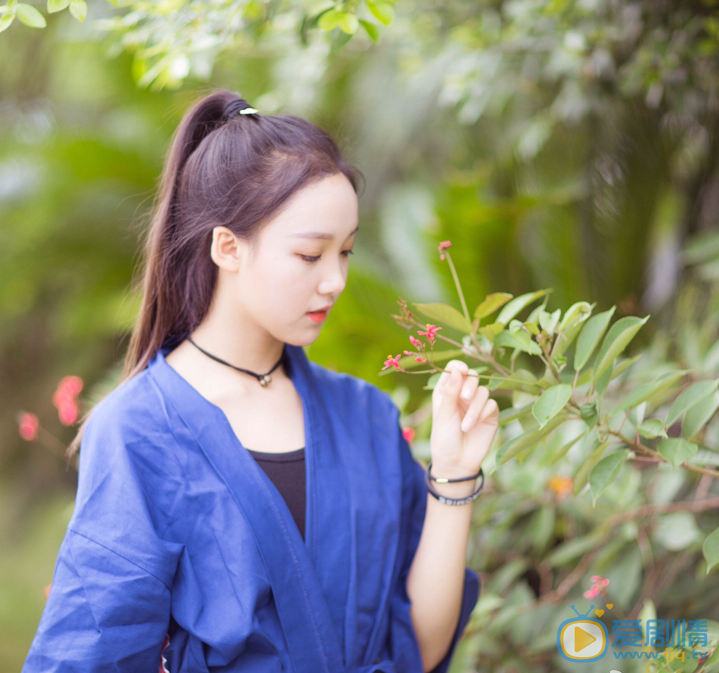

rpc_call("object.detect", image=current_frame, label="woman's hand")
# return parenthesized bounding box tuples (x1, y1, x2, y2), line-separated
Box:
(429, 359, 499, 478)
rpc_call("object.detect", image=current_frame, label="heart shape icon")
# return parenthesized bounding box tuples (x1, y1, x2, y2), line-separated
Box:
(606, 604, 614, 609)
(595, 609, 605, 617)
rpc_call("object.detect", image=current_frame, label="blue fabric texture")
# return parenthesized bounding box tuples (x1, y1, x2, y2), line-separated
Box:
(24, 344, 480, 672)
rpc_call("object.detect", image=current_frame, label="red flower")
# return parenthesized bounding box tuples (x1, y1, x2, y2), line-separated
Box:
(417, 324, 442, 344)
(409, 335, 422, 348)
(438, 240, 452, 260)
(18, 412, 40, 441)
(52, 376, 84, 426)
(415, 356, 427, 363)
(382, 354, 402, 370)
(402, 427, 416, 443)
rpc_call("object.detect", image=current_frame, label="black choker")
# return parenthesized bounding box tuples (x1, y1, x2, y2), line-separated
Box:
(187, 338, 285, 387)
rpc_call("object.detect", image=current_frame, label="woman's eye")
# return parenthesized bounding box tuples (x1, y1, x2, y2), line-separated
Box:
(299, 250, 354, 263)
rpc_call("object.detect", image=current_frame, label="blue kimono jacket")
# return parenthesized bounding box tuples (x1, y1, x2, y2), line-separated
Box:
(24, 344, 480, 672)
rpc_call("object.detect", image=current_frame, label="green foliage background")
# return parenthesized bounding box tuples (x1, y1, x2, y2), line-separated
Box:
(2, 1, 719, 671)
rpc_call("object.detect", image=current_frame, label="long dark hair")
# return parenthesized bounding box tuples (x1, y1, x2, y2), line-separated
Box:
(68, 89, 360, 456)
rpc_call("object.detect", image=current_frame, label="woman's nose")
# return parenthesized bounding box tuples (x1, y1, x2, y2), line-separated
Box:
(318, 260, 347, 296)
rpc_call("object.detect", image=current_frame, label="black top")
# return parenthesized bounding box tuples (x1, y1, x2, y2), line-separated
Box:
(246, 448, 306, 541)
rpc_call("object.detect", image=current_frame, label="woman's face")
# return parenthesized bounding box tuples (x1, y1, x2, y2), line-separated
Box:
(231, 172, 359, 347)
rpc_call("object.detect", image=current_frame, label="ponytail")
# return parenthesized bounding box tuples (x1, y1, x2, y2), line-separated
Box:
(67, 88, 360, 457)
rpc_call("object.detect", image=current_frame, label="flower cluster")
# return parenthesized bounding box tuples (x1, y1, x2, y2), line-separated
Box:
(438, 240, 452, 261)
(584, 575, 610, 599)
(52, 376, 83, 426)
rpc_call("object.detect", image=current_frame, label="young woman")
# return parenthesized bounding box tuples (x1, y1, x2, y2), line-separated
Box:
(23, 89, 499, 673)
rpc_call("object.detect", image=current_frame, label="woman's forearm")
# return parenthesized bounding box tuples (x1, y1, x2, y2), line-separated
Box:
(406, 478, 476, 672)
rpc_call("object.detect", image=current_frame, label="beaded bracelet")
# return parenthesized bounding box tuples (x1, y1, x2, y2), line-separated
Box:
(424, 462, 485, 506)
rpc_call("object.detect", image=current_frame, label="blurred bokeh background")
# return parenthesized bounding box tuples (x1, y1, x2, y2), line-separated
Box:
(3, 0, 719, 670)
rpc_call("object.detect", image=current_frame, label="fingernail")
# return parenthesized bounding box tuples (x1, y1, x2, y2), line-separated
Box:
(450, 369, 460, 385)
(461, 388, 473, 400)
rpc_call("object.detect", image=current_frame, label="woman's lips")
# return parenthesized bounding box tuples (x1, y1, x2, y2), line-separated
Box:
(307, 311, 327, 323)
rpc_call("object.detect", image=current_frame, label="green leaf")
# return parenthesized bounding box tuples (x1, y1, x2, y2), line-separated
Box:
(478, 322, 503, 343)
(666, 379, 719, 427)
(553, 302, 593, 357)
(47, 0, 69, 12)
(496, 414, 566, 465)
(703, 526, 719, 573)
(545, 534, 601, 567)
(533, 384, 572, 428)
(474, 292, 513, 320)
(613, 371, 687, 412)
(538, 308, 561, 334)
(589, 451, 626, 504)
(549, 429, 587, 465)
(658, 437, 699, 468)
(573, 306, 615, 371)
(366, 0, 394, 25)
(683, 391, 719, 440)
(574, 440, 608, 496)
(576, 353, 643, 387)
(689, 448, 719, 466)
(496, 289, 550, 325)
(580, 402, 598, 429)
(16, 3, 46, 26)
(0, 12, 14, 32)
(592, 315, 649, 382)
(413, 303, 473, 333)
(637, 418, 667, 438)
(495, 329, 542, 355)
(338, 11, 358, 34)
(498, 402, 533, 426)
(530, 506, 555, 552)
(593, 361, 613, 398)
(318, 7, 342, 30)
(487, 370, 542, 394)
(358, 18, 378, 41)
(69, 0, 85, 21)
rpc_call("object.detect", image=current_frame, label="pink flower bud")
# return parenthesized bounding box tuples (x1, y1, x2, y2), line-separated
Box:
(18, 412, 40, 441)
(402, 427, 416, 443)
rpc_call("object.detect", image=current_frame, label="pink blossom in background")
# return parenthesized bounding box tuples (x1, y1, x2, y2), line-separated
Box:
(382, 354, 402, 371)
(18, 412, 40, 441)
(44, 583, 52, 599)
(583, 575, 610, 599)
(417, 324, 442, 344)
(402, 427, 416, 443)
(409, 335, 422, 348)
(438, 240, 452, 260)
(52, 376, 84, 426)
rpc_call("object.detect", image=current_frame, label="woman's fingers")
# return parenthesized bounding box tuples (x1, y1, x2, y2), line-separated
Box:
(432, 360, 469, 417)
(460, 385, 491, 433)
(460, 369, 479, 401)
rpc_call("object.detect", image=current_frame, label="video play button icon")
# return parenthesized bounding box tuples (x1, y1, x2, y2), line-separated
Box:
(557, 619, 607, 660)
(575, 626, 597, 652)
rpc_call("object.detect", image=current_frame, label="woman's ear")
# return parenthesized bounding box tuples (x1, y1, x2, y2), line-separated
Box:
(210, 226, 243, 272)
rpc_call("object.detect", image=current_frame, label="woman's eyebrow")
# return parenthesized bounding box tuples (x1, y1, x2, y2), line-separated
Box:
(289, 226, 359, 240)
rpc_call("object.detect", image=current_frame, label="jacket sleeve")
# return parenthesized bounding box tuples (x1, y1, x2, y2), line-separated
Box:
(396, 411, 480, 673)
(23, 390, 183, 673)
(23, 530, 172, 673)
